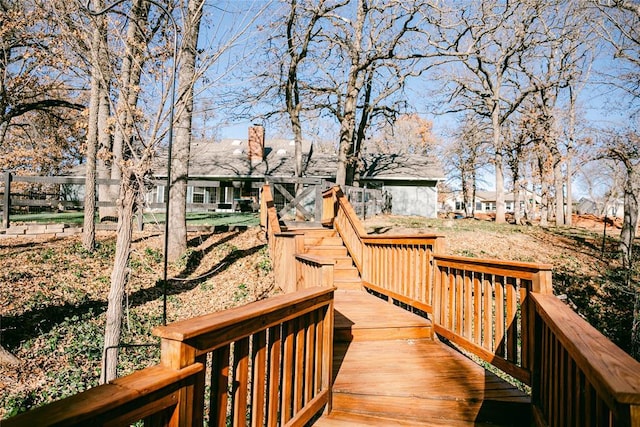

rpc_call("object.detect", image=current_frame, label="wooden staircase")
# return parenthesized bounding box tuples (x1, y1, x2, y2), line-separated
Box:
(291, 226, 531, 426)
(301, 228, 362, 290)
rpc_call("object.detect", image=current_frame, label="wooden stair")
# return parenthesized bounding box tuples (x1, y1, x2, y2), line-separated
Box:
(288, 224, 530, 426)
(300, 228, 362, 290)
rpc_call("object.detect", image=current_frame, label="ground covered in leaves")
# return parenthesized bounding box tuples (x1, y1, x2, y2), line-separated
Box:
(0, 228, 275, 418)
(0, 216, 637, 419)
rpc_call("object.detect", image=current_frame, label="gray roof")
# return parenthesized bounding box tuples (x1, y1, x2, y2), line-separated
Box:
(71, 137, 444, 182)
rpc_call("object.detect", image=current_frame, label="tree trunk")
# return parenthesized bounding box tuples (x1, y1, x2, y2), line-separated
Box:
(471, 168, 477, 218)
(620, 176, 639, 269)
(554, 160, 565, 226)
(492, 108, 506, 224)
(167, 0, 204, 261)
(82, 0, 106, 251)
(335, 80, 358, 188)
(514, 188, 523, 225)
(566, 155, 573, 226)
(335, 0, 365, 188)
(101, 171, 136, 384)
(540, 179, 549, 227)
(633, 287, 640, 360)
(105, 0, 150, 221)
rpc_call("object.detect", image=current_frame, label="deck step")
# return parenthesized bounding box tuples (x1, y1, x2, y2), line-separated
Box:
(330, 392, 530, 426)
(333, 291, 433, 341)
(290, 227, 336, 237)
(314, 410, 506, 426)
(333, 278, 363, 291)
(333, 266, 359, 280)
(304, 236, 344, 246)
(333, 256, 354, 268)
(305, 245, 348, 257)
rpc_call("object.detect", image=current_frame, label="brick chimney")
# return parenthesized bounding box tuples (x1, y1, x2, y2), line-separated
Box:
(248, 125, 265, 165)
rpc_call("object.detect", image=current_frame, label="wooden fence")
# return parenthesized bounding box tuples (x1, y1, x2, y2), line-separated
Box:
(2, 173, 382, 230)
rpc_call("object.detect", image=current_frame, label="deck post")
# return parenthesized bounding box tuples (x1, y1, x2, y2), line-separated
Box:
(531, 269, 552, 294)
(159, 338, 204, 427)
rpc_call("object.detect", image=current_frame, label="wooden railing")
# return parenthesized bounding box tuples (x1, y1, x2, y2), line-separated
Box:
(4, 287, 335, 427)
(320, 184, 640, 426)
(432, 255, 552, 384)
(3, 364, 203, 426)
(263, 184, 335, 293)
(323, 186, 444, 313)
(531, 293, 640, 426)
(295, 254, 335, 290)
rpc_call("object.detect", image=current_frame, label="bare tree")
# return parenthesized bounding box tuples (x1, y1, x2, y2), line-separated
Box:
(166, 1, 270, 260)
(323, 0, 429, 186)
(601, 130, 640, 358)
(283, 0, 347, 198)
(166, 0, 205, 262)
(98, 0, 153, 221)
(446, 115, 491, 218)
(526, 1, 596, 226)
(596, 0, 640, 113)
(424, 0, 563, 223)
(83, 0, 110, 251)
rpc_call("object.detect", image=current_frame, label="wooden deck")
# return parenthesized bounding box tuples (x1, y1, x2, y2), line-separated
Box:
(316, 290, 531, 426)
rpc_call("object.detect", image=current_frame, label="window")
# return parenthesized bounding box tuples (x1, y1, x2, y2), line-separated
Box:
(455, 201, 465, 211)
(192, 186, 205, 204)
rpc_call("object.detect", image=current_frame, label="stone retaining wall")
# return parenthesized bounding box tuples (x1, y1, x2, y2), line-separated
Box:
(0, 223, 249, 239)
(0, 223, 83, 239)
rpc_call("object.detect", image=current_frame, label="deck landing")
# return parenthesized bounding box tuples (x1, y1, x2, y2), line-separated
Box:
(315, 290, 530, 426)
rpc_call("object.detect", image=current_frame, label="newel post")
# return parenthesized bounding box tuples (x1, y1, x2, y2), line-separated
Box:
(529, 267, 553, 417)
(321, 187, 338, 226)
(158, 338, 205, 427)
(531, 269, 553, 294)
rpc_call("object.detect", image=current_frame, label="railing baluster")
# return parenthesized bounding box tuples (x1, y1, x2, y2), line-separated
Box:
(506, 277, 517, 363)
(252, 331, 267, 427)
(266, 326, 282, 427)
(233, 338, 250, 427)
(211, 344, 231, 426)
(494, 275, 505, 357)
(473, 273, 482, 345)
(281, 320, 295, 424)
(483, 274, 492, 351)
(294, 317, 306, 413)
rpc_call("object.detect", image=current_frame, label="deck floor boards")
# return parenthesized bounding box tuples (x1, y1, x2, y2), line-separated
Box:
(315, 290, 531, 426)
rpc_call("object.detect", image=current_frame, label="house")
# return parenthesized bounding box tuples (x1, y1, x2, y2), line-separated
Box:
(576, 197, 624, 218)
(151, 126, 445, 218)
(442, 189, 541, 217)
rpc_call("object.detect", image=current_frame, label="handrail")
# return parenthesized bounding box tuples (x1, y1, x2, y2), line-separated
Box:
(153, 286, 335, 426)
(261, 184, 282, 236)
(3, 364, 203, 426)
(531, 293, 640, 426)
(295, 254, 335, 290)
(5, 287, 334, 427)
(433, 254, 553, 384)
(322, 185, 445, 313)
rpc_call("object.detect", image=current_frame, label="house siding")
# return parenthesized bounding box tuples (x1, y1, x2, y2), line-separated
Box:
(384, 181, 438, 218)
